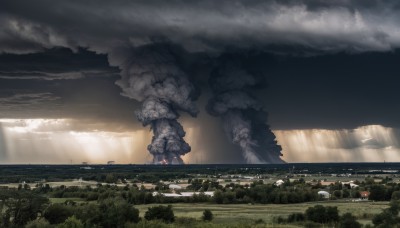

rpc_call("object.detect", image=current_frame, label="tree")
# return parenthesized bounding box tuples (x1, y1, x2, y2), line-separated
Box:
(188, 179, 203, 191)
(306, 205, 327, 223)
(369, 185, 386, 201)
(391, 191, 400, 201)
(339, 213, 361, 228)
(105, 173, 117, 183)
(44, 204, 74, 224)
(325, 206, 339, 223)
(57, 216, 84, 228)
(25, 219, 52, 228)
(305, 205, 339, 224)
(98, 198, 140, 227)
(372, 200, 400, 227)
(333, 190, 342, 199)
(1, 191, 49, 226)
(372, 210, 398, 227)
(202, 209, 213, 221)
(287, 213, 305, 223)
(144, 205, 175, 223)
(74, 203, 102, 226)
(214, 190, 224, 204)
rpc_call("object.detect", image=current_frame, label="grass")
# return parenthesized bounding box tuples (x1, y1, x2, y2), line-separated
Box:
(49, 197, 85, 204)
(47, 196, 388, 226)
(134, 201, 388, 226)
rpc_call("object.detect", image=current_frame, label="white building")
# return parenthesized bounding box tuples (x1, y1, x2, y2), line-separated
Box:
(153, 191, 214, 198)
(318, 191, 330, 199)
(168, 184, 182, 190)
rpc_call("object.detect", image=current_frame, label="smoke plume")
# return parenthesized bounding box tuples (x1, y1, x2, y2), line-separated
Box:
(116, 44, 198, 164)
(207, 58, 284, 164)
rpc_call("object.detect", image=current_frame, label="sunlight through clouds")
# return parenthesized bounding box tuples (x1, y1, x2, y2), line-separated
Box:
(0, 119, 150, 164)
(275, 125, 400, 163)
(1, 119, 400, 164)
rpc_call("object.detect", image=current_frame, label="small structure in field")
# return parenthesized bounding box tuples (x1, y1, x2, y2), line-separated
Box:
(360, 191, 370, 200)
(318, 191, 330, 199)
(275, 180, 284, 186)
(168, 184, 182, 190)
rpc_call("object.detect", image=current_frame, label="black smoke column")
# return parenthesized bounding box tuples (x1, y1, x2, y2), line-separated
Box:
(116, 44, 198, 164)
(207, 58, 284, 164)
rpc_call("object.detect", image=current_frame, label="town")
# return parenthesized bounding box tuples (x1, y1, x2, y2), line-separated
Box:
(0, 164, 399, 227)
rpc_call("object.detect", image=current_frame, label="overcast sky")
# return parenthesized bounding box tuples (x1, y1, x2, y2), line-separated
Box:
(1, 0, 400, 163)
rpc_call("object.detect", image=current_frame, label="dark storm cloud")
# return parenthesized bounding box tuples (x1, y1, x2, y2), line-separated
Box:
(1, 0, 400, 128)
(0, 92, 60, 105)
(0, 91, 61, 117)
(1, 0, 400, 55)
(0, 70, 112, 80)
(255, 51, 400, 130)
(0, 48, 137, 130)
(0, 75, 139, 131)
(2, 0, 400, 164)
(0, 48, 119, 80)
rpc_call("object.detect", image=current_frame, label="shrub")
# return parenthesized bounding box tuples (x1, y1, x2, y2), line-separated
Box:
(44, 204, 74, 224)
(202, 209, 213, 221)
(175, 217, 197, 226)
(25, 219, 52, 228)
(287, 213, 305, 223)
(305, 205, 339, 224)
(144, 205, 175, 223)
(98, 198, 140, 227)
(303, 221, 322, 228)
(339, 213, 361, 228)
(56, 216, 84, 228)
(126, 220, 171, 228)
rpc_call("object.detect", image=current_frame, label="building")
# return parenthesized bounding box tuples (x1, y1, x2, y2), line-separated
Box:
(168, 184, 182, 190)
(342, 181, 359, 189)
(153, 191, 214, 198)
(275, 180, 285, 186)
(318, 191, 330, 199)
(360, 191, 370, 200)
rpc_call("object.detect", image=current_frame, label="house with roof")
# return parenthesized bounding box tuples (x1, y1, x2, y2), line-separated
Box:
(360, 191, 370, 200)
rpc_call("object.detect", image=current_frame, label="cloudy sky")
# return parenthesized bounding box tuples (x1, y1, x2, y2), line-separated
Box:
(1, 0, 400, 164)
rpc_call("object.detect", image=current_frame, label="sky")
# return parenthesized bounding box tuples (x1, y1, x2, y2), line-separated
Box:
(1, 0, 400, 164)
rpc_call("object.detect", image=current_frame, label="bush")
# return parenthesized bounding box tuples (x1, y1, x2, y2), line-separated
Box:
(369, 185, 386, 201)
(126, 220, 171, 228)
(372, 200, 400, 227)
(56, 216, 84, 228)
(175, 217, 197, 226)
(202, 209, 213, 221)
(144, 205, 175, 223)
(303, 221, 322, 228)
(372, 210, 399, 227)
(273, 216, 286, 224)
(287, 213, 305, 223)
(98, 198, 140, 227)
(339, 213, 361, 228)
(305, 205, 339, 224)
(25, 219, 52, 228)
(44, 204, 74, 224)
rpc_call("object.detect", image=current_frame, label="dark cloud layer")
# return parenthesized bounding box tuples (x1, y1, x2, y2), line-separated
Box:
(1, 1, 400, 163)
(1, 47, 400, 132)
(0, 48, 135, 125)
(2, 0, 400, 55)
(259, 51, 400, 130)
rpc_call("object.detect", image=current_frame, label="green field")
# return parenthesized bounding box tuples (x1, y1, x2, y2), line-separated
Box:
(49, 197, 85, 204)
(135, 201, 388, 226)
